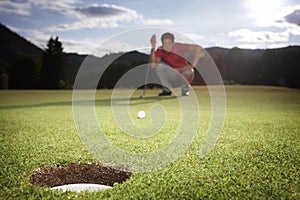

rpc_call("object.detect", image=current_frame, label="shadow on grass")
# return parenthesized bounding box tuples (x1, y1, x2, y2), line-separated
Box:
(0, 96, 177, 110)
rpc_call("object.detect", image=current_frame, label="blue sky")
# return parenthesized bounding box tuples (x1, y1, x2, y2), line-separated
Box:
(0, 0, 300, 55)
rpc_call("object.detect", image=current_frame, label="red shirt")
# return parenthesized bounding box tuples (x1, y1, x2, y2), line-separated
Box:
(155, 42, 190, 68)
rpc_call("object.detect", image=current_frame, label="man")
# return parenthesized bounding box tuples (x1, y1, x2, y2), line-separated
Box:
(150, 32, 203, 96)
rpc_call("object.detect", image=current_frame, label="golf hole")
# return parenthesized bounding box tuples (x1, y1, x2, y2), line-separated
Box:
(29, 163, 132, 192)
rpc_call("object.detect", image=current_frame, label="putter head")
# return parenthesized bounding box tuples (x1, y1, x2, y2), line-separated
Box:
(140, 95, 145, 99)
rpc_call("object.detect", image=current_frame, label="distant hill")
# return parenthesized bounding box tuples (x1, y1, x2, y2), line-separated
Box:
(0, 23, 44, 68)
(205, 46, 300, 87)
(65, 51, 149, 88)
(0, 23, 150, 88)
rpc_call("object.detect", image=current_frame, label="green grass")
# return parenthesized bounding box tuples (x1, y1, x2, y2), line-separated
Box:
(0, 86, 299, 199)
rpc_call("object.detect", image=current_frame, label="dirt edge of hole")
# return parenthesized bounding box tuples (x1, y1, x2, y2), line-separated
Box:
(29, 163, 132, 188)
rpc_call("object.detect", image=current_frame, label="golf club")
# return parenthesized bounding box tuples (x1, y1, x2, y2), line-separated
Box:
(140, 59, 151, 99)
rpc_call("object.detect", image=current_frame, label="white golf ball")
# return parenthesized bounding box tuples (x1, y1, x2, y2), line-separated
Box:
(137, 111, 145, 119)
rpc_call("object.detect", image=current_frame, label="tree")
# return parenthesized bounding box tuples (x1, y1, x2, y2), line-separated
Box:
(39, 37, 69, 89)
(225, 47, 245, 84)
(99, 61, 132, 89)
(0, 64, 9, 89)
(8, 55, 41, 89)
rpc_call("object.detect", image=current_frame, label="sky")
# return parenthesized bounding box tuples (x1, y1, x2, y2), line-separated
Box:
(0, 0, 300, 56)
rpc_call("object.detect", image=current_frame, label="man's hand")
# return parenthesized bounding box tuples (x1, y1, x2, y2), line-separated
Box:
(176, 65, 195, 83)
(150, 34, 160, 68)
(176, 65, 194, 73)
(150, 34, 156, 49)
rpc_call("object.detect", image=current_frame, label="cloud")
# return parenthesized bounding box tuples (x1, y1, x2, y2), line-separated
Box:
(0, 0, 80, 16)
(48, 19, 120, 31)
(61, 38, 101, 55)
(0, 1, 174, 31)
(47, 4, 139, 31)
(8, 25, 105, 55)
(0, 0, 31, 16)
(2, 1, 174, 55)
(271, 5, 300, 28)
(228, 28, 289, 43)
(247, 3, 300, 28)
(92, 42, 135, 56)
(7, 25, 52, 48)
(75, 4, 127, 17)
(287, 26, 300, 35)
(228, 5, 300, 49)
(48, 4, 174, 31)
(142, 19, 174, 25)
(183, 33, 204, 42)
(73, 4, 141, 20)
(284, 9, 300, 26)
(236, 43, 289, 49)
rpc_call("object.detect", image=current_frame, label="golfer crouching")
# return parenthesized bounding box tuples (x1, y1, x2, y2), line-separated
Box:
(150, 32, 204, 96)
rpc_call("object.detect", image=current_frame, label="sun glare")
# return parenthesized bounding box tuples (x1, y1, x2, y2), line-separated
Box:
(246, 0, 283, 24)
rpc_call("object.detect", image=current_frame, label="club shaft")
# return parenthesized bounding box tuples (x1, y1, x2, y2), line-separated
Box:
(142, 61, 151, 96)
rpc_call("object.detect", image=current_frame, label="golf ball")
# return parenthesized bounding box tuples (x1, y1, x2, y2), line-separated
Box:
(137, 111, 145, 119)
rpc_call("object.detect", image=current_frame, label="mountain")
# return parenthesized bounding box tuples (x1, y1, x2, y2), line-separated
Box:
(0, 23, 151, 88)
(0, 23, 44, 68)
(69, 51, 150, 89)
(65, 51, 149, 87)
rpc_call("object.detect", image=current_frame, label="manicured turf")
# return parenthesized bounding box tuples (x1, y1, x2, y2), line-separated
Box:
(0, 86, 299, 199)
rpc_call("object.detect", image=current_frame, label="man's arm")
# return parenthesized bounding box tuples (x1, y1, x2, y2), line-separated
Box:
(150, 34, 161, 68)
(189, 44, 205, 68)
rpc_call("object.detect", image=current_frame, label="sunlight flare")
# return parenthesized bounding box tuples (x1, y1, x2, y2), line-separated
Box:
(246, 0, 284, 25)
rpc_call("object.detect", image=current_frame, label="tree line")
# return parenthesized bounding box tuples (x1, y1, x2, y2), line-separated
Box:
(222, 47, 299, 88)
(3, 37, 71, 89)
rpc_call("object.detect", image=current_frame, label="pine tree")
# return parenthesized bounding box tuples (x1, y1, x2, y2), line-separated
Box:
(39, 37, 69, 89)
